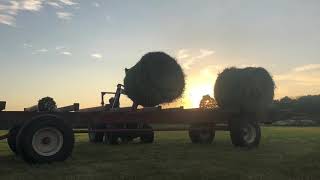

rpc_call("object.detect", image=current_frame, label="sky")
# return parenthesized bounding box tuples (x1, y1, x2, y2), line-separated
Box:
(0, 0, 320, 110)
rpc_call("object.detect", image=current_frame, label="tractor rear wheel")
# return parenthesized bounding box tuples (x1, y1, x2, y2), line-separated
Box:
(16, 116, 74, 163)
(189, 124, 215, 144)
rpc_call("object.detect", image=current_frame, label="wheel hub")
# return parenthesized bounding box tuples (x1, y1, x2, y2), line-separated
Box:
(32, 127, 63, 156)
(242, 124, 256, 144)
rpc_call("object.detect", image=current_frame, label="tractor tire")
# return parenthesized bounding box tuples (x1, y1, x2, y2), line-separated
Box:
(7, 126, 21, 154)
(140, 124, 154, 144)
(16, 116, 74, 163)
(229, 118, 261, 148)
(88, 123, 105, 143)
(189, 124, 215, 144)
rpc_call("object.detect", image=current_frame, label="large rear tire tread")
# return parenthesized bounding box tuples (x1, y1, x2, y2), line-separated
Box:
(16, 118, 74, 164)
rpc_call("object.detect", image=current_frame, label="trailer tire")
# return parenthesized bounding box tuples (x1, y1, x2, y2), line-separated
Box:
(105, 133, 120, 145)
(189, 124, 215, 144)
(16, 116, 74, 163)
(229, 118, 261, 148)
(140, 124, 154, 144)
(88, 123, 104, 143)
(7, 126, 21, 154)
(101, 124, 119, 145)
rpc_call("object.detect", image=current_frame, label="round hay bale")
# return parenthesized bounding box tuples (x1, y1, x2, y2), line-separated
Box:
(38, 97, 57, 112)
(214, 67, 275, 112)
(124, 52, 185, 107)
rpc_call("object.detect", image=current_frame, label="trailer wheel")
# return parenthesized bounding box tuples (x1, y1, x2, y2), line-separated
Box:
(105, 133, 120, 145)
(189, 124, 215, 144)
(229, 118, 261, 148)
(7, 126, 21, 154)
(16, 116, 74, 163)
(88, 123, 104, 143)
(140, 124, 154, 144)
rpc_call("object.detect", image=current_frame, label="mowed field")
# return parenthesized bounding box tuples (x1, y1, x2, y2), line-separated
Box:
(0, 127, 319, 180)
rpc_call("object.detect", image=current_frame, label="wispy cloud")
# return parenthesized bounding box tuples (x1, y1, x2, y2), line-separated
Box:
(23, 0, 42, 11)
(23, 43, 33, 48)
(37, 48, 48, 53)
(59, 0, 77, 6)
(47, 1, 61, 8)
(271, 64, 320, 97)
(55, 46, 65, 50)
(93, 2, 100, 7)
(176, 49, 215, 70)
(91, 53, 103, 59)
(0, 0, 77, 26)
(56, 11, 73, 20)
(293, 64, 320, 72)
(32, 48, 48, 54)
(61, 51, 72, 56)
(0, 14, 15, 26)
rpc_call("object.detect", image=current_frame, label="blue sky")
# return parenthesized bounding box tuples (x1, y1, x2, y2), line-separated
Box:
(0, 0, 320, 110)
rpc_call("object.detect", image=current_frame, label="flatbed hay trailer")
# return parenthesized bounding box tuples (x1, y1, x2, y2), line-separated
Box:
(0, 86, 276, 164)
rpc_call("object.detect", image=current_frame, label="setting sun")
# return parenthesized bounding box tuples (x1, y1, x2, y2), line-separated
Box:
(188, 84, 213, 108)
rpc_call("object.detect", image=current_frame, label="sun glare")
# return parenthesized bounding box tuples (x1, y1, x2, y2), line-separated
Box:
(188, 84, 213, 108)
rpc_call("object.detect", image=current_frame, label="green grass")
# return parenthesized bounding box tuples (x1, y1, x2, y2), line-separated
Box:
(0, 127, 319, 180)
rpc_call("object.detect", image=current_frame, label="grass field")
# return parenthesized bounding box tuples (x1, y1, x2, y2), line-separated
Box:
(0, 127, 319, 180)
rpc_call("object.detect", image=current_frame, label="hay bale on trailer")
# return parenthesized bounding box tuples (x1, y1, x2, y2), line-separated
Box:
(124, 52, 185, 107)
(214, 67, 275, 112)
(38, 97, 57, 112)
(25, 97, 57, 112)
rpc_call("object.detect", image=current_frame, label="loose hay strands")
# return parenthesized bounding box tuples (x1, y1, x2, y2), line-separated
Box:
(124, 52, 185, 107)
(38, 96, 57, 112)
(214, 67, 275, 113)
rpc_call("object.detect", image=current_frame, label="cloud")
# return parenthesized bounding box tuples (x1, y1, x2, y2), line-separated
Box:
(293, 64, 320, 72)
(47, 1, 61, 8)
(93, 2, 100, 7)
(23, 0, 42, 11)
(0, 0, 77, 26)
(56, 12, 73, 20)
(176, 49, 215, 70)
(32, 48, 48, 54)
(58, 0, 77, 6)
(37, 48, 48, 52)
(61, 51, 72, 56)
(55, 46, 65, 50)
(91, 53, 103, 59)
(176, 49, 190, 60)
(23, 43, 33, 48)
(196, 49, 215, 59)
(0, 14, 15, 26)
(106, 15, 111, 22)
(273, 64, 320, 98)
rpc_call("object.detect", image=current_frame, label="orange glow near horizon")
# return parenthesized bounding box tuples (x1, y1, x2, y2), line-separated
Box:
(187, 84, 214, 108)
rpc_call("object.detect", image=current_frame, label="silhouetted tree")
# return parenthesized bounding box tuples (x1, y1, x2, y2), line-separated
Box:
(280, 96, 293, 104)
(199, 95, 217, 109)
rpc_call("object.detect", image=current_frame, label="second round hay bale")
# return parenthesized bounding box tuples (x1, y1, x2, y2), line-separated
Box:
(124, 52, 185, 107)
(38, 97, 57, 112)
(214, 67, 275, 112)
